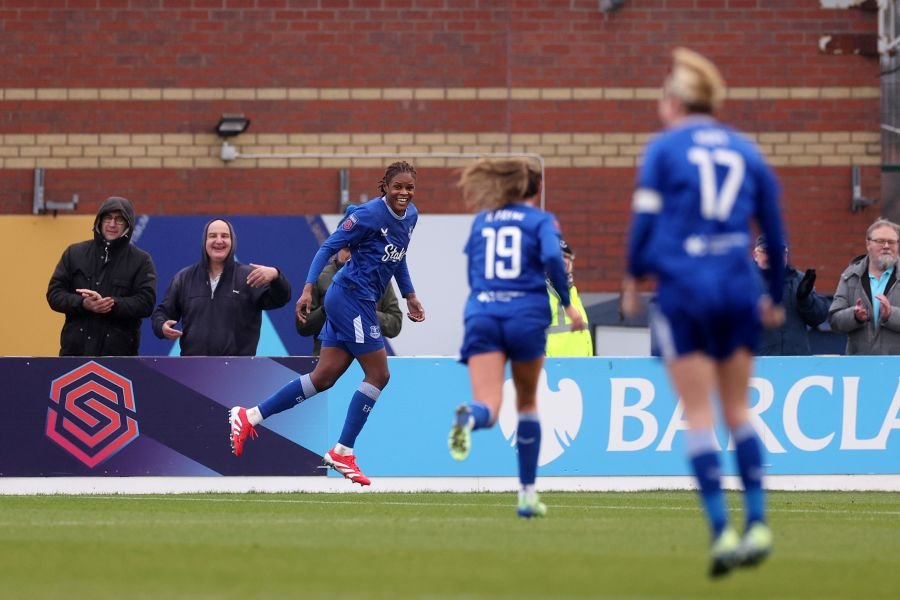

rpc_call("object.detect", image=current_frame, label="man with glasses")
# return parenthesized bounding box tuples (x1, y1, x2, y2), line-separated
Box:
(47, 196, 157, 356)
(828, 217, 900, 355)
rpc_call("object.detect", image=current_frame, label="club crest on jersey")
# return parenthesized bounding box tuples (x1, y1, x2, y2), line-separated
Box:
(369, 325, 382, 339)
(342, 213, 359, 231)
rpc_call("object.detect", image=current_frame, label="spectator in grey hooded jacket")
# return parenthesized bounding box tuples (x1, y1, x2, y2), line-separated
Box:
(47, 196, 157, 356)
(151, 218, 291, 356)
(828, 218, 900, 355)
(753, 235, 829, 355)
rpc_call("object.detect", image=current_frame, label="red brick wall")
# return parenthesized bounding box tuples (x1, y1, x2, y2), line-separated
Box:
(0, 0, 883, 293)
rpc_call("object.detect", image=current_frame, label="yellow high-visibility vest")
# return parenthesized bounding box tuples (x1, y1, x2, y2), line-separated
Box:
(546, 284, 593, 357)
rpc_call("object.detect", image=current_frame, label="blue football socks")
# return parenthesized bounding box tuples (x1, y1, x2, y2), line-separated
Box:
(337, 382, 381, 448)
(516, 413, 541, 487)
(258, 374, 317, 419)
(687, 429, 728, 539)
(733, 422, 766, 528)
(469, 401, 492, 430)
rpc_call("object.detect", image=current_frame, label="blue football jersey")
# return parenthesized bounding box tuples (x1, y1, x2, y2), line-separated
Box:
(463, 203, 569, 321)
(306, 197, 416, 301)
(627, 117, 786, 306)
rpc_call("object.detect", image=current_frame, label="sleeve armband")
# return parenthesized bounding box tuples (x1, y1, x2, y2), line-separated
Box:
(632, 188, 662, 214)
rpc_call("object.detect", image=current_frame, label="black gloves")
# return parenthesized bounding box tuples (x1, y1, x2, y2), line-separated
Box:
(797, 269, 816, 301)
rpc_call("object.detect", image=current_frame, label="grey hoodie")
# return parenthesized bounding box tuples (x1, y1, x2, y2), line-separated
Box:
(151, 218, 292, 355)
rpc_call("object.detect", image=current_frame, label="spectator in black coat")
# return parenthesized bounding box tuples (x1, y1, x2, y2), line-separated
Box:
(47, 196, 157, 356)
(151, 218, 291, 356)
(753, 235, 829, 355)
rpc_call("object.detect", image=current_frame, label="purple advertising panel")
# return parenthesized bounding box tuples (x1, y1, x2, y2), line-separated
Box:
(1, 357, 323, 477)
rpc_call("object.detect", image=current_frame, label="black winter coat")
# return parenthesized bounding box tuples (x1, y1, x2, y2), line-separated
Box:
(757, 265, 830, 356)
(46, 197, 157, 356)
(151, 218, 291, 356)
(151, 261, 291, 356)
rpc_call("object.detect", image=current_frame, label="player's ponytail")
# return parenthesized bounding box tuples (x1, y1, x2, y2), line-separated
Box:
(458, 157, 531, 212)
(665, 47, 726, 114)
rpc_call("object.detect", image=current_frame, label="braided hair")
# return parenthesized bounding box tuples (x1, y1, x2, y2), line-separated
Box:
(378, 161, 417, 196)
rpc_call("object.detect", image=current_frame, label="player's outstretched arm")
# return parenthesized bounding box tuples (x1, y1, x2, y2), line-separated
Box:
(405, 292, 425, 323)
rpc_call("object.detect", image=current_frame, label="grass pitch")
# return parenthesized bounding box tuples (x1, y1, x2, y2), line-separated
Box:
(0, 490, 898, 599)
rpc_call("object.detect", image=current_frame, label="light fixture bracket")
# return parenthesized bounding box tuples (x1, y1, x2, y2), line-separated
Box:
(215, 114, 251, 139)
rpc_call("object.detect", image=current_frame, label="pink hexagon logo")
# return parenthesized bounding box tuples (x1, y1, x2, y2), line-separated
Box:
(46, 361, 139, 468)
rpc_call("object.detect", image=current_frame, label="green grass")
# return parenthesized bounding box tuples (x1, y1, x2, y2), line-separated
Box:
(0, 491, 898, 599)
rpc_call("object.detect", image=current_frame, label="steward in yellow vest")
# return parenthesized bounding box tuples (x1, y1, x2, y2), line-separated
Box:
(546, 241, 593, 356)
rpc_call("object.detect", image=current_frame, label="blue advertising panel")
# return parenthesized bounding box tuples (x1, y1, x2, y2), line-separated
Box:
(322, 356, 900, 477)
(2, 357, 897, 479)
(1, 357, 322, 477)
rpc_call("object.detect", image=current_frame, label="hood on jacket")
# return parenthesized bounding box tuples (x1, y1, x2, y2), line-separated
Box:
(201, 217, 237, 270)
(849, 253, 867, 267)
(93, 196, 136, 243)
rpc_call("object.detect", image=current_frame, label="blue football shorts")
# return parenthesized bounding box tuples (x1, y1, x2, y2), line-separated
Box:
(320, 283, 385, 357)
(459, 314, 548, 364)
(650, 297, 760, 362)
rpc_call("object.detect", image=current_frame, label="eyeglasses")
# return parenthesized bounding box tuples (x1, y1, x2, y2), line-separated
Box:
(102, 215, 127, 226)
(868, 238, 899, 247)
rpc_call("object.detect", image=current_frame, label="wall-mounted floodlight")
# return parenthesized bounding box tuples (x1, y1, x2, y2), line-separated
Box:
(600, 0, 625, 15)
(216, 114, 251, 162)
(215, 114, 251, 138)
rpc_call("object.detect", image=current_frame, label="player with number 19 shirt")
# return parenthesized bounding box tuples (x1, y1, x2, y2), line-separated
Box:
(449, 158, 584, 519)
(463, 205, 570, 329)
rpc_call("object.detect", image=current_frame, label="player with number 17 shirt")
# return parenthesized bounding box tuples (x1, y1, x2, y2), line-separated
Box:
(622, 47, 787, 578)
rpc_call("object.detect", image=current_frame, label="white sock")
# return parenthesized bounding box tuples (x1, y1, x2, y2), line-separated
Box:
(519, 485, 537, 505)
(333, 443, 353, 456)
(247, 407, 263, 426)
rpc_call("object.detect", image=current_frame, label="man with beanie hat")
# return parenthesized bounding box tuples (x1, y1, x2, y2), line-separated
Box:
(753, 235, 829, 355)
(47, 196, 157, 356)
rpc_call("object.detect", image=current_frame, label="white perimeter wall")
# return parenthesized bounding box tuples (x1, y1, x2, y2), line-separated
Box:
(3, 475, 900, 495)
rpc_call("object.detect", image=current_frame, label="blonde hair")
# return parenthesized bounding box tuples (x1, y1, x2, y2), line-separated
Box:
(664, 47, 726, 113)
(457, 157, 535, 212)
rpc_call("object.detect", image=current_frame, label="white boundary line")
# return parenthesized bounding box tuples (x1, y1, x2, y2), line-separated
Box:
(1, 475, 899, 495)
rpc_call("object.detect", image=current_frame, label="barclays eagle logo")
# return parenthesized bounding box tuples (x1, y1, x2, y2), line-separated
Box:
(498, 369, 582, 466)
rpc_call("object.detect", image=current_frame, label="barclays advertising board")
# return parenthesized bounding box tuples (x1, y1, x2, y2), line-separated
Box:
(326, 356, 900, 478)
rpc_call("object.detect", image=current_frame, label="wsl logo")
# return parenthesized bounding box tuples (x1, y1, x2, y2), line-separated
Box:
(45, 361, 140, 468)
(498, 369, 583, 466)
